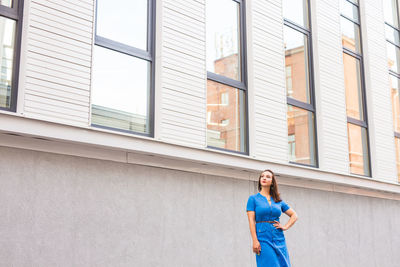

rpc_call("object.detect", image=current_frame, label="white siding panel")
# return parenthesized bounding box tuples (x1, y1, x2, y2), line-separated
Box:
(24, 0, 93, 126)
(252, 0, 287, 163)
(362, 0, 397, 181)
(160, 0, 206, 147)
(313, 0, 349, 173)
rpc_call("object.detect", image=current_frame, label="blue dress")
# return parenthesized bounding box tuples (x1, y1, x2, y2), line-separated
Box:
(246, 192, 291, 267)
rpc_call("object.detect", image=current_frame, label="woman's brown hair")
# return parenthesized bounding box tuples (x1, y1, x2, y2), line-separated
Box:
(258, 169, 282, 202)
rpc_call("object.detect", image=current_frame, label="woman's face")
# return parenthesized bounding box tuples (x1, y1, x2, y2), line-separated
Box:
(259, 171, 273, 187)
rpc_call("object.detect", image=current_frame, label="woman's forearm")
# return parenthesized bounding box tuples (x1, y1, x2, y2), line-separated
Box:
(248, 218, 258, 241)
(284, 213, 298, 230)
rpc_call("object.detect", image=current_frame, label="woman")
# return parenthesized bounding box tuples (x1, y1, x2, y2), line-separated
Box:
(246, 169, 298, 267)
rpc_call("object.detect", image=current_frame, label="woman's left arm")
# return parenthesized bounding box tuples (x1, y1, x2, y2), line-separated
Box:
(282, 209, 298, 231)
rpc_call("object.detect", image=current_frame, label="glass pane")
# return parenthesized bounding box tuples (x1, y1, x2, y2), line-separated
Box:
(343, 53, 364, 120)
(207, 80, 246, 152)
(91, 45, 151, 134)
(340, 0, 359, 22)
(284, 26, 310, 103)
(395, 137, 400, 182)
(282, 0, 308, 28)
(390, 75, 400, 132)
(385, 24, 400, 45)
(347, 123, 370, 176)
(0, 0, 12, 8)
(206, 0, 240, 80)
(287, 105, 316, 166)
(96, 0, 148, 50)
(383, 0, 399, 27)
(0, 17, 16, 109)
(341, 17, 361, 53)
(387, 42, 400, 73)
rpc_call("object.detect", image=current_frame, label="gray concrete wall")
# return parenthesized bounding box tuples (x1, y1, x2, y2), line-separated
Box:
(0, 146, 399, 267)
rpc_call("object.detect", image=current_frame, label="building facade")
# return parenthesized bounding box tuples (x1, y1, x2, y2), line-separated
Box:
(0, 0, 400, 266)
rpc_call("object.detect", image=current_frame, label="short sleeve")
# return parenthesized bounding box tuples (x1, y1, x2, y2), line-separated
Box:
(281, 200, 290, 212)
(246, 195, 255, 212)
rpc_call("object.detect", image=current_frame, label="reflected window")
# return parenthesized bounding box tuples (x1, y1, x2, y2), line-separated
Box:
(341, 0, 370, 176)
(284, 0, 317, 167)
(385, 0, 400, 182)
(92, 0, 154, 135)
(0, 0, 20, 112)
(0, 0, 12, 8)
(347, 123, 370, 176)
(343, 53, 364, 121)
(206, 0, 247, 154)
(207, 81, 245, 151)
(284, 26, 310, 103)
(287, 105, 316, 165)
(282, 0, 308, 28)
(206, 0, 241, 81)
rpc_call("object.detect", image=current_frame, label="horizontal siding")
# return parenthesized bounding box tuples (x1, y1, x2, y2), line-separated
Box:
(23, 0, 93, 126)
(252, 0, 288, 163)
(160, 0, 206, 147)
(362, 0, 397, 181)
(313, 0, 349, 172)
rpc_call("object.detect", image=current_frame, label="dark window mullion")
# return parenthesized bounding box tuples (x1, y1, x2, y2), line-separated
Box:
(0, 5, 18, 19)
(390, 70, 400, 79)
(347, 117, 367, 128)
(95, 36, 152, 61)
(385, 21, 400, 32)
(340, 14, 360, 25)
(287, 97, 314, 112)
(207, 72, 246, 90)
(387, 39, 400, 49)
(284, 19, 310, 34)
(343, 47, 362, 59)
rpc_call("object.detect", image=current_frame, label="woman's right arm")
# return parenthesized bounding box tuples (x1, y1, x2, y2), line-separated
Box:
(247, 211, 261, 253)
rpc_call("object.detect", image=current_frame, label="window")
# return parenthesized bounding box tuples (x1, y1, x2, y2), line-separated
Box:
(206, 0, 247, 154)
(283, 0, 318, 166)
(384, 0, 400, 182)
(340, 0, 371, 176)
(0, 0, 23, 112)
(91, 0, 155, 136)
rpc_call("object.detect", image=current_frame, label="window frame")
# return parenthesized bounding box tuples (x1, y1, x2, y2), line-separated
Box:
(340, 0, 372, 177)
(206, 0, 249, 155)
(284, 0, 319, 168)
(92, 0, 156, 137)
(0, 0, 24, 112)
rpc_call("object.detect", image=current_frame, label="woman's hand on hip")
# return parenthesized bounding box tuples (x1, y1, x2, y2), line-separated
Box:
(273, 220, 288, 231)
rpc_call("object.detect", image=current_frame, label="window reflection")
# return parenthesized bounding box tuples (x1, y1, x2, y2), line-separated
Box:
(347, 123, 370, 176)
(383, 0, 399, 28)
(96, 0, 148, 50)
(282, 0, 308, 28)
(341, 17, 361, 52)
(206, 0, 240, 81)
(207, 80, 246, 152)
(390, 75, 400, 132)
(91, 46, 150, 134)
(0, 0, 12, 8)
(343, 53, 364, 120)
(339, 0, 359, 21)
(284, 25, 310, 103)
(387, 42, 400, 74)
(385, 24, 400, 45)
(287, 105, 316, 165)
(395, 137, 400, 181)
(0, 16, 15, 109)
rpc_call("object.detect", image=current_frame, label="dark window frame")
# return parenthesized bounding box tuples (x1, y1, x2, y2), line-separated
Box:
(0, 0, 24, 112)
(284, 0, 319, 168)
(206, 0, 249, 155)
(384, 0, 400, 183)
(92, 0, 156, 138)
(341, 0, 372, 177)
